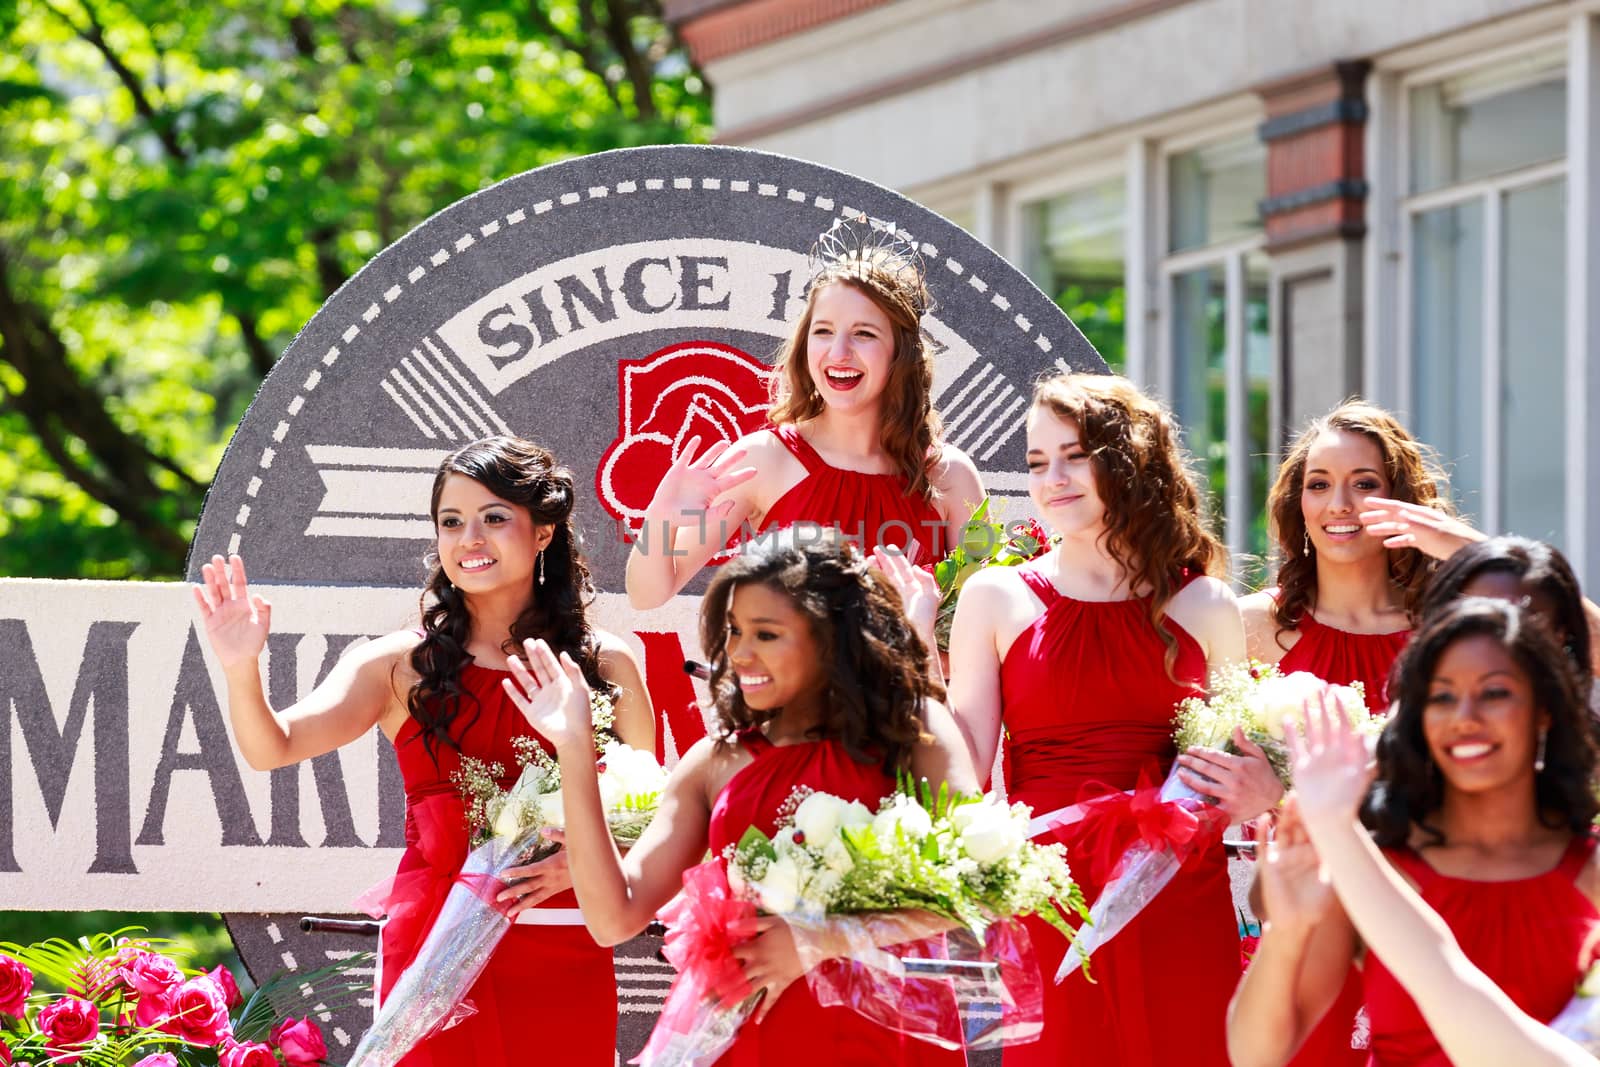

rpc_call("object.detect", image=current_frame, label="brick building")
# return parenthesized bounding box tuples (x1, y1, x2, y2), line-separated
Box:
(665, 0, 1600, 585)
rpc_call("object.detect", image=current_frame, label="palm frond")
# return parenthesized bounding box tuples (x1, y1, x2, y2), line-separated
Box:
(232, 951, 377, 1041)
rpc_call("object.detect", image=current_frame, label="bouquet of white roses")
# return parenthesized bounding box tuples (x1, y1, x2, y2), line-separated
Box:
(1174, 663, 1372, 787)
(637, 780, 1087, 1067)
(1054, 665, 1377, 980)
(350, 695, 665, 1067)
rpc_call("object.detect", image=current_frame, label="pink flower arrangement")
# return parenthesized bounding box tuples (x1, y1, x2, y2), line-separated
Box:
(0, 930, 336, 1067)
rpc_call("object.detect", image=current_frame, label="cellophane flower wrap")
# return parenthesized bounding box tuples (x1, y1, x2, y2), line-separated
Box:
(0, 928, 360, 1066)
(636, 778, 1088, 1066)
(1549, 959, 1600, 1053)
(929, 500, 1053, 649)
(1053, 664, 1379, 980)
(349, 696, 664, 1067)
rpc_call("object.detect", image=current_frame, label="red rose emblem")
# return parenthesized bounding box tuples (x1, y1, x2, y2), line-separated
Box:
(596, 341, 773, 546)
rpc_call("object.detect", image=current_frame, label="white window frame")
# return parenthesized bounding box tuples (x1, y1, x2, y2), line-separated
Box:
(1155, 118, 1268, 574)
(1388, 33, 1574, 543)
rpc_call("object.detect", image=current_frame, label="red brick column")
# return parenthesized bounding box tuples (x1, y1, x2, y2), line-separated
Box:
(1258, 61, 1371, 253)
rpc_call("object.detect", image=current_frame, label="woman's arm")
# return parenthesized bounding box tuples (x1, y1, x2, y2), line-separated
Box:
(624, 434, 763, 610)
(504, 640, 715, 945)
(595, 629, 656, 752)
(930, 445, 985, 561)
(1226, 803, 1359, 1067)
(193, 554, 407, 770)
(1291, 697, 1598, 1067)
(911, 698, 980, 797)
(944, 569, 1009, 777)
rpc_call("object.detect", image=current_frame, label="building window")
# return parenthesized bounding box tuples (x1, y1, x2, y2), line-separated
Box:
(1019, 177, 1127, 372)
(1161, 131, 1270, 578)
(1404, 49, 1567, 544)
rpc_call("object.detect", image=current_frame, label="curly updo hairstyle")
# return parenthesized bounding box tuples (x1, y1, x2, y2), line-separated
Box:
(699, 526, 941, 775)
(1361, 597, 1598, 848)
(407, 436, 608, 760)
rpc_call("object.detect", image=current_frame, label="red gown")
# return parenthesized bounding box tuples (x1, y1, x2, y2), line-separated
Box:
(705, 730, 967, 1066)
(756, 424, 946, 565)
(1273, 598, 1410, 1067)
(1000, 566, 1239, 1066)
(1363, 836, 1600, 1066)
(371, 661, 617, 1066)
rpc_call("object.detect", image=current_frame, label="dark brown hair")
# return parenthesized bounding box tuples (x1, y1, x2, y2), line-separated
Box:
(407, 436, 608, 760)
(699, 527, 939, 775)
(1269, 401, 1451, 645)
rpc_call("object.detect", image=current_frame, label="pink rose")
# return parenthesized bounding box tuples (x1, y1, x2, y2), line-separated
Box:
(120, 951, 184, 998)
(38, 995, 99, 1062)
(158, 976, 232, 1046)
(272, 1015, 328, 1065)
(208, 965, 243, 1009)
(218, 1039, 278, 1067)
(132, 1054, 180, 1067)
(0, 954, 33, 1016)
(133, 984, 171, 1028)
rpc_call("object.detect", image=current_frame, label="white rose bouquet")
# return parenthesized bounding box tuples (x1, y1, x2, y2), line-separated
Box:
(1548, 958, 1600, 1052)
(637, 780, 1087, 1067)
(1054, 665, 1380, 980)
(349, 695, 664, 1067)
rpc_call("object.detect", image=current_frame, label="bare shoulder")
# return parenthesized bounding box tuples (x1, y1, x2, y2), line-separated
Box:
(733, 428, 790, 470)
(1166, 575, 1243, 656)
(1238, 591, 1282, 657)
(931, 443, 985, 521)
(1578, 838, 1600, 908)
(593, 628, 642, 662)
(959, 562, 1032, 609)
(674, 733, 747, 807)
(358, 629, 425, 672)
(1171, 574, 1239, 612)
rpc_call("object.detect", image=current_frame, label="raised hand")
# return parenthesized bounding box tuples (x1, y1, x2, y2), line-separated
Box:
(191, 554, 271, 670)
(641, 435, 758, 531)
(870, 544, 939, 646)
(1285, 691, 1375, 829)
(1258, 799, 1335, 935)
(502, 639, 594, 754)
(1358, 496, 1484, 560)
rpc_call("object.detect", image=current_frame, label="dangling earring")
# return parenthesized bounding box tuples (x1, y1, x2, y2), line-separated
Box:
(1303, 530, 1311, 555)
(537, 550, 546, 586)
(1535, 727, 1548, 773)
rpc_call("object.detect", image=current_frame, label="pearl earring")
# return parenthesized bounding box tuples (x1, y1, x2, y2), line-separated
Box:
(1303, 530, 1311, 555)
(1535, 727, 1548, 773)
(537, 550, 546, 586)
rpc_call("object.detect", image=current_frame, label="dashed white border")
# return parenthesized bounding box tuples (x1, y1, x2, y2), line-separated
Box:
(226, 171, 1064, 556)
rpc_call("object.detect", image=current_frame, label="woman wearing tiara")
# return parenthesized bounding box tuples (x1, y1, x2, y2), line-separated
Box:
(193, 437, 654, 1066)
(624, 220, 985, 610)
(946, 372, 1258, 1067)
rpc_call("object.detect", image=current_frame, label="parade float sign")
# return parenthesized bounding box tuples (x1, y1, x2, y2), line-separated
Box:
(0, 144, 1103, 1058)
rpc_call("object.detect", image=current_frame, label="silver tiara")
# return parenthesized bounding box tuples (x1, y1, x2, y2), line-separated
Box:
(806, 214, 932, 318)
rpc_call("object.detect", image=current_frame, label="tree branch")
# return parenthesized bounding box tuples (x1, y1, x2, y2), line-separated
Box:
(233, 309, 276, 379)
(528, 0, 624, 112)
(597, 0, 658, 122)
(44, 0, 189, 163)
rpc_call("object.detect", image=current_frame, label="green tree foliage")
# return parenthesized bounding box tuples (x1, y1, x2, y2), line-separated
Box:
(0, 0, 710, 578)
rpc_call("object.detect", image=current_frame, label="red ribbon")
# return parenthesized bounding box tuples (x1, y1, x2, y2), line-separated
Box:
(1045, 771, 1226, 888)
(636, 860, 761, 1064)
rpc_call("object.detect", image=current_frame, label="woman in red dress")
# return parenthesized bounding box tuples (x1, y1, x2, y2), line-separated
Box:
(1222, 402, 1459, 1067)
(624, 226, 984, 610)
(192, 436, 655, 1066)
(946, 372, 1265, 1066)
(507, 530, 979, 1065)
(1228, 596, 1600, 1067)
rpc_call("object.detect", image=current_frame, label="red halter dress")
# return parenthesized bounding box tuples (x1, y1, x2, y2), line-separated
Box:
(1363, 835, 1600, 1066)
(370, 662, 617, 1066)
(999, 566, 1239, 1066)
(705, 730, 967, 1066)
(755, 424, 946, 565)
(1273, 597, 1411, 1067)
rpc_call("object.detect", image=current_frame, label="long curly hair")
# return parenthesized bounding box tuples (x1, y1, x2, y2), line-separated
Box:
(698, 527, 940, 775)
(407, 436, 608, 761)
(1419, 536, 1593, 702)
(1268, 401, 1452, 646)
(766, 250, 943, 503)
(1361, 597, 1598, 848)
(1031, 372, 1225, 677)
